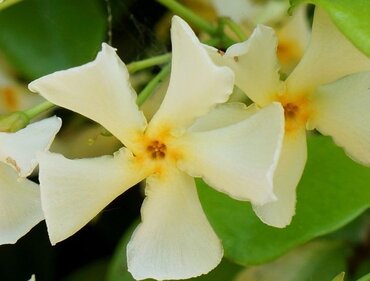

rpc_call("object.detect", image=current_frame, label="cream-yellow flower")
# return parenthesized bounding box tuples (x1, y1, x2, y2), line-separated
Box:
(29, 16, 285, 280)
(207, 8, 370, 228)
(0, 116, 61, 244)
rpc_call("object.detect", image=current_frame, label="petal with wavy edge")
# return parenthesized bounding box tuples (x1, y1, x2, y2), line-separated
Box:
(286, 8, 370, 95)
(148, 16, 234, 133)
(179, 103, 284, 205)
(29, 44, 147, 149)
(309, 72, 370, 166)
(253, 127, 307, 227)
(0, 163, 43, 245)
(38, 148, 148, 244)
(0, 116, 61, 177)
(127, 167, 222, 280)
(189, 102, 257, 132)
(205, 25, 283, 107)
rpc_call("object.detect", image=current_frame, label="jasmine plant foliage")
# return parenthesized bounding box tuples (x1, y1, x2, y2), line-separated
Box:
(0, 0, 369, 280)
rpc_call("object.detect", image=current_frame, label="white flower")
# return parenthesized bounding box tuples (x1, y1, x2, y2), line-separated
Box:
(0, 68, 43, 114)
(29, 17, 284, 280)
(210, 0, 311, 72)
(206, 8, 370, 228)
(0, 116, 61, 244)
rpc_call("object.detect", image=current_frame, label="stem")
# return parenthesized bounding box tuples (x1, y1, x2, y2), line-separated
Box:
(24, 101, 56, 119)
(156, 0, 217, 35)
(127, 53, 171, 74)
(204, 37, 221, 46)
(137, 64, 171, 106)
(219, 17, 247, 41)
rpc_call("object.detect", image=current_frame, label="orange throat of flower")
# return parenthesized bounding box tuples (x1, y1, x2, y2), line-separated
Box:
(278, 95, 311, 134)
(132, 129, 183, 177)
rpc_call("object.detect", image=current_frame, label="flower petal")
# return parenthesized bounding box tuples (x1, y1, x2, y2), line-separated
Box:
(189, 102, 257, 132)
(0, 116, 61, 177)
(286, 8, 370, 94)
(179, 103, 284, 205)
(206, 25, 283, 107)
(276, 5, 310, 73)
(148, 16, 234, 132)
(309, 72, 370, 166)
(253, 128, 307, 227)
(211, 0, 289, 26)
(0, 68, 43, 114)
(29, 43, 147, 149)
(0, 163, 43, 245)
(211, 0, 254, 24)
(38, 148, 148, 244)
(127, 167, 222, 280)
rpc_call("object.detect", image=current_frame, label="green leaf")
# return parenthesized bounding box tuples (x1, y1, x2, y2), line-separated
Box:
(357, 272, 370, 281)
(197, 135, 370, 265)
(105, 222, 138, 281)
(0, 0, 23, 11)
(234, 240, 348, 281)
(106, 221, 243, 281)
(63, 259, 109, 281)
(0, 0, 107, 80)
(354, 256, 370, 281)
(290, 0, 370, 57)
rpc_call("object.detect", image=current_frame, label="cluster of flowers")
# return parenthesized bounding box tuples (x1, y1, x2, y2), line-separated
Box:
(2, 7, 370, 281)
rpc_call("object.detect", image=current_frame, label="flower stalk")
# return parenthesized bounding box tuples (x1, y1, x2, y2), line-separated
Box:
(24, 100, 56, 120)
(127, 53, 171, 74)
(156, 0, 217, 35)
(137, 64, 171, 106)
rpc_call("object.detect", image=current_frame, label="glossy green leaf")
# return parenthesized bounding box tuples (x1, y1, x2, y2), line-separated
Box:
(355, 257, 370, 281)
(197, 135, 370, 265)
(0, 0, 23, 11)
(0, 0, 106, 80)
(290, 0, 370, 57)
(63, 259, 109, 281)
(357, 272, 370, 281)
(105, 222, 138, 281)
(234, 240, 348, 281)
(106, 221, 243, 281)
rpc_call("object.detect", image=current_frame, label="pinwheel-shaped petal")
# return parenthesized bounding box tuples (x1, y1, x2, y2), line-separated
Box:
(208, 8, 370, 228)
(30, 16, 284, 280)
(0, 116, 61, 244)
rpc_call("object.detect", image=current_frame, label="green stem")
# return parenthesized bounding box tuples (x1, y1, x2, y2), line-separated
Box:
(204, 37, 221, 46)
(127, 53, 171, 74)
(156, 0, 217, 35)
(219, 17, 247, 41)
(137, 64, 171, 106)
(24, 101, 56, 119)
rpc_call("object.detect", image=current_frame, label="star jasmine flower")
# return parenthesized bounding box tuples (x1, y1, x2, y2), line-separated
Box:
(29, 16, 285, 280)
(210, 0, 310, 72)
(0, 68, 43, 114)
(0, 116, 61, 244)
(207, 8, 370, 228)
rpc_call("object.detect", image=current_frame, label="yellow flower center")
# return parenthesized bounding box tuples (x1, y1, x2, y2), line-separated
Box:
(0, 86, 19, 111)
(277, 94, 311, 134)
(277, 37, 302, 69)
(132, 127, 184, 177)
(146, 140, 167, 159)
